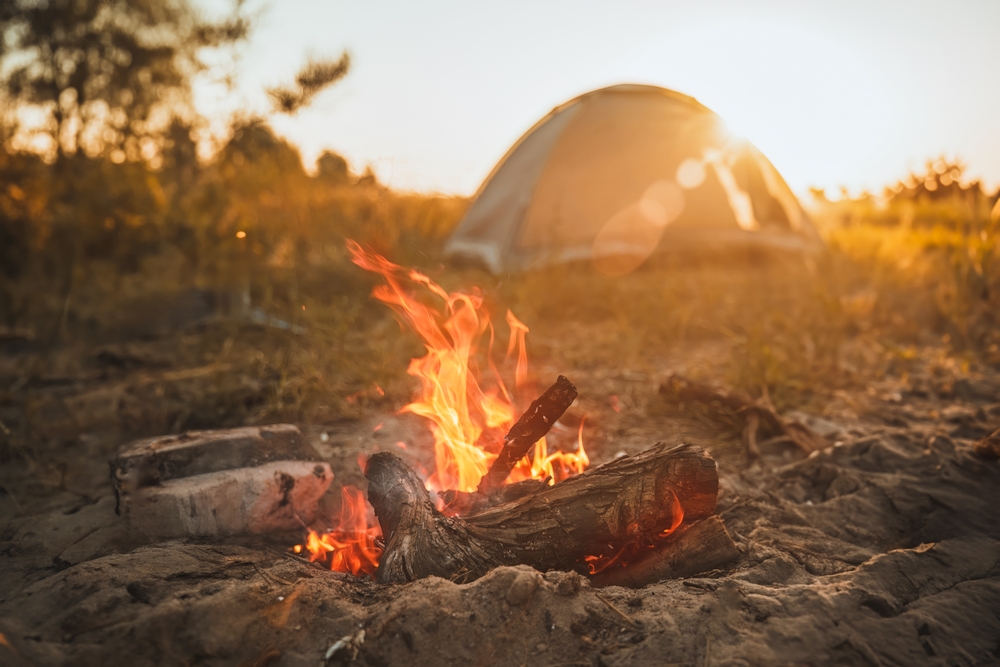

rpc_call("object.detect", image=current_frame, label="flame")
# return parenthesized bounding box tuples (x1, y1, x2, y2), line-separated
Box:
(293, 242, 590, 577)
(584, 490, 684, 574)
(346, 240, 588, 493)
(505, 310, 530, 389)
(515, 417, 590, 484)
(293, 486, 382, 577)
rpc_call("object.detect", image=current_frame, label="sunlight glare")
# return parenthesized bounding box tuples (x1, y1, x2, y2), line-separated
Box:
(620, 16, 903, 194)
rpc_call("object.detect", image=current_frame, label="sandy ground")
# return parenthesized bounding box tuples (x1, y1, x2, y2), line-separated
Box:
(1, 327, 998, 667)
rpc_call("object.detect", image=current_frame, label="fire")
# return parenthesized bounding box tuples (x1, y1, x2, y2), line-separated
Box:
(346, 240, 588, 493)
(583, 490, 684, 574)
(293, 242, 590, 577)
(519, 417, 590, 483)
(292, 486, 381, 577)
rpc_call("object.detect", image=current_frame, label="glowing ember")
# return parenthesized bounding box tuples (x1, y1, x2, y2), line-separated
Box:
(293, 486, 381, 577)
(584, 490, 684, 574)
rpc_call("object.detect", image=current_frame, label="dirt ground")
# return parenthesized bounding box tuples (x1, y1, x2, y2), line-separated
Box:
(1, 267, 999, 667)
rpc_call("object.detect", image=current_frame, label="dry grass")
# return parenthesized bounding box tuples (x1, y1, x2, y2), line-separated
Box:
(2, 143, 997, 469)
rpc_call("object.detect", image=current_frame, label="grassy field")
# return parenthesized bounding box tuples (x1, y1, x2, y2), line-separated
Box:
(1, 143, 998, 481)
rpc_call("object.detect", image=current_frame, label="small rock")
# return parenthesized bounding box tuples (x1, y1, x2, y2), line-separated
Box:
(506, 571, 540, 606)
(544, 570, 583, 596)
(535, 643, 547, 652)
(974, 429, 1000, 461)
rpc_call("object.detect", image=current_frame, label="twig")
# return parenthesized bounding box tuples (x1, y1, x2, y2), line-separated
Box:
(282, 551, 330, 572)
(477, 375, 577, 493)
(252, 563, 281, 588)
(253, 563, 299, 586)
(594, 593, 639, 627)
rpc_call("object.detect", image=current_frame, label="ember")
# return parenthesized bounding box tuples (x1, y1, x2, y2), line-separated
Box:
(584, 490, 684, 574)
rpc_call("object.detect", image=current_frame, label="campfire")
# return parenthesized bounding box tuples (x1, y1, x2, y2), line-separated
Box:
(293, 242, 738, 585)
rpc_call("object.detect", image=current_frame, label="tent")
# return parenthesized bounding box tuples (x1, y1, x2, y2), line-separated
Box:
(443, 84, 823, 275)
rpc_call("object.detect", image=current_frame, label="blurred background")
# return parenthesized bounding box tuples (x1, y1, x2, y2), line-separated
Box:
(1, 0, 998, 475)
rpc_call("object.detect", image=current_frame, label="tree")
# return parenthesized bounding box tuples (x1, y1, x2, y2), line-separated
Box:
(0, 0, 249, 162)
(267, 53, 351, 115)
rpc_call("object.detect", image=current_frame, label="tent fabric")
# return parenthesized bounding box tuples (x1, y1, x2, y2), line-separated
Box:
(444, 84, 823, 274)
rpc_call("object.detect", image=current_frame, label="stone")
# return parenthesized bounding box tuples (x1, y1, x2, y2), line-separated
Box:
(505, 570, 541, 606)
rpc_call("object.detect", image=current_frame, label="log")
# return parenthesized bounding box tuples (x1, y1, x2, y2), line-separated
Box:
(112, 424, 332, 537)
(366, 442, 720, 584)
(660, 374, 827, 457)
(477, 375, 578, 494)
(112, 424, 321, 488)
(590, 516, 740, 588)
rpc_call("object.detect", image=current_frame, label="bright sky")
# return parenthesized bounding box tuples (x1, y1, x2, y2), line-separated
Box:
(195, 0, 1000, 197)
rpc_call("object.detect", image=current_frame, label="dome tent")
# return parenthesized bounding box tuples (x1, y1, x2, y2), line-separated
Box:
(443, 84, 823, 275)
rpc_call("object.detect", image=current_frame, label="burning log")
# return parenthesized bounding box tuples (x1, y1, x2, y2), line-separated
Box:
(437, 375, 578, 514)
(660, 373, 827, 458)
(477, 375, 578, 494)
(366, 442, 723, 585)
(590, 516, 740, 588)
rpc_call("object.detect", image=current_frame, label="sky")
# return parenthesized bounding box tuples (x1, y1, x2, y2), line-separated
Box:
(195, 0, 1000, 197)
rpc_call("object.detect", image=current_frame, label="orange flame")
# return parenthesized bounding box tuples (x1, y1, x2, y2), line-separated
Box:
(293, 486, 382, 577)
(294, 242, 590, 577)
(584, 490, 684, 574)
(516, 417, 590, 483)
(505, 310, 530, 390)
(347, 240, 588, 493)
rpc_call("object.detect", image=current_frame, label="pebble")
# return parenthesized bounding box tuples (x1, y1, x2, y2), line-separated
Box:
(505, 571, 540, 606)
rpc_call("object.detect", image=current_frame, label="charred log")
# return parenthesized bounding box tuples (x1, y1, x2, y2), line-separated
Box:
(439, 478, 547, 515)
(660, 374, 827, 457)
(366, 442, 719, 584)
(477, 375, 578, 494)
(590, 516, 740, 588)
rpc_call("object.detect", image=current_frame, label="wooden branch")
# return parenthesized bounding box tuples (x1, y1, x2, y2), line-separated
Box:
(590, 516, 740, 588)
(660, 373, 827, 457)
(366, 442, 719, 584)
(477, 375, 577, 494)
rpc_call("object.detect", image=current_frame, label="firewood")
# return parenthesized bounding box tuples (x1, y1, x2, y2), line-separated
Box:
(477, 375, 578, 494)
(660, 373, 827, 457)
(590, 516, 740, 588)
(366, 442, 720, 584)
(439, 478, 547, 515)
(112, 425, 332, 537)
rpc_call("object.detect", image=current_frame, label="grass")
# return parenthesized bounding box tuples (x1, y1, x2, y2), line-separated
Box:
(2, 143, 998, 469)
